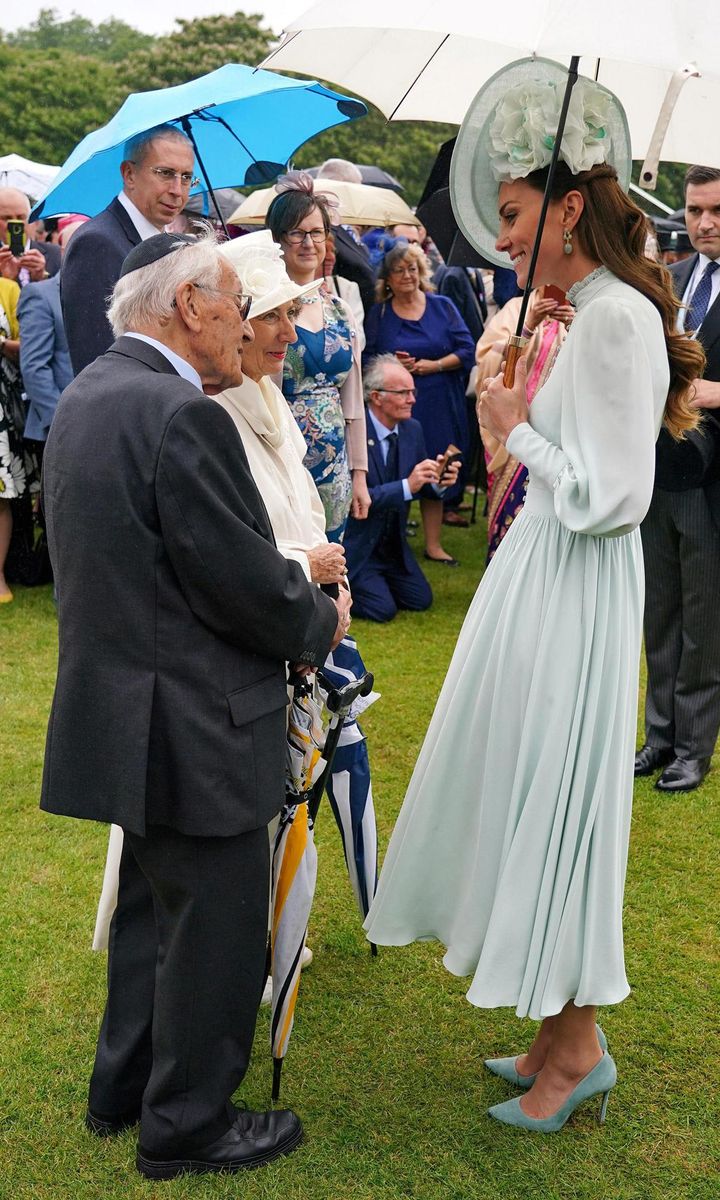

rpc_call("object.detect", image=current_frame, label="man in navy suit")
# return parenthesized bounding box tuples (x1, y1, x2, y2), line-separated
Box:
(344, 354, 460, 622)
(61, 123, 195, 374)
(637, 164, 720, 792)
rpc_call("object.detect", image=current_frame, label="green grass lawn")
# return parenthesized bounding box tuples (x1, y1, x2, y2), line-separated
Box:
(1, 514, 718, 1200)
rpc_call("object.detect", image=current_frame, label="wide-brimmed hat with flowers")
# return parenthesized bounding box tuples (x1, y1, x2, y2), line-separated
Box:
(450, 57, 632, 270)
(219, 229, 320, 317)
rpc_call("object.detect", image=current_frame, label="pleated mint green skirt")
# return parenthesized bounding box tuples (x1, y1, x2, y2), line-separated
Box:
(365, 483, 641, 1020)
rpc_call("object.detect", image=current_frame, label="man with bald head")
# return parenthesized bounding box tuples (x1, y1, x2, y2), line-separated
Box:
(61, 122, 195, 374)
(0, 187, 61, 284)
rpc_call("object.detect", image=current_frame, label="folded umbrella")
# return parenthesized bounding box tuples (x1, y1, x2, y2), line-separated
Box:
(30, 64, 366, 226)
(270, 667, 374, 1102)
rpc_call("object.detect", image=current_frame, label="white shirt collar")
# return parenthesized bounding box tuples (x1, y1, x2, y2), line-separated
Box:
(124, 333, 203, 392)
(368, 406, 398, 442)
(117, 190, 165, 241)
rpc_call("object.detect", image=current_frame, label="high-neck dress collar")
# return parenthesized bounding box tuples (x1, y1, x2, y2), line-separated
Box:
(567, 265, 612, 308)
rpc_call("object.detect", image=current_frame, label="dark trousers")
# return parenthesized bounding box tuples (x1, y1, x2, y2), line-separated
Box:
(88, 823, 269, 1154)
(641, 486, 720, 758)
(351, 549, 432, 623)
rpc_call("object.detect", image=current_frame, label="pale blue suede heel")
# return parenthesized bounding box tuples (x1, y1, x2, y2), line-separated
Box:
(484, 1025, 607, 1089)
(487, 1051, 617, 1132)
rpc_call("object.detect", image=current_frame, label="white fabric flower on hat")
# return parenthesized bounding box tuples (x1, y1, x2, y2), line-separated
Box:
(489, 77, 613, 182)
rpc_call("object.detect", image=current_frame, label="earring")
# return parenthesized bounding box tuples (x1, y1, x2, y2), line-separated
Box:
(563, 228, 573, 255)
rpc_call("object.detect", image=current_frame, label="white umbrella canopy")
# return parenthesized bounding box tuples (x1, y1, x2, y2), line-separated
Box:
(0, 154, 59, 199)
(229, 177, 419, 227)
(262, 3, 720, 174)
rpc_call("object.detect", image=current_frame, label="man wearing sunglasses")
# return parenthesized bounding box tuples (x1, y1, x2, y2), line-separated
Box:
(41, 231, 346, 1178)
(61, 123, 196, 375)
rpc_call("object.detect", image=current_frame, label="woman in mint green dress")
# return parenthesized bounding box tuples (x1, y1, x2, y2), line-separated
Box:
(365, 64, 703, 1132)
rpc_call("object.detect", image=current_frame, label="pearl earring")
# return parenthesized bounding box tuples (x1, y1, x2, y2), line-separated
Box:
(563, 229, 573, 255)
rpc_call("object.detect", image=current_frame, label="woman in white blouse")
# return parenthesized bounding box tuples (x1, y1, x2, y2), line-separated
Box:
(215, 230, 347, 592)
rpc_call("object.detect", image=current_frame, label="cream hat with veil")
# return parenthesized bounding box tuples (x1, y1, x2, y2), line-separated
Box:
(219, 229, 320, 317)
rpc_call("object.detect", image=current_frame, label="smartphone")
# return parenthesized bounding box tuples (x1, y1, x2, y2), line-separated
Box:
(438, 443, 462, 480)
(7, 219, 25, 258)
(544, 283, 567, 306)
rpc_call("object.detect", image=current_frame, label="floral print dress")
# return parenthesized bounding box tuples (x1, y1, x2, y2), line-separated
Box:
(0, 283, 37, 501)
(282, 294, 354, 542)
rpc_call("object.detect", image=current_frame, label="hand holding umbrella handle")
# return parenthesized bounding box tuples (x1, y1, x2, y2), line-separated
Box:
(503, 335, 528, 388)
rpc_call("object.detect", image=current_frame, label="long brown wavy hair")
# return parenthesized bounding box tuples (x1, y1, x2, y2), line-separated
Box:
(526, 163, 703, 438)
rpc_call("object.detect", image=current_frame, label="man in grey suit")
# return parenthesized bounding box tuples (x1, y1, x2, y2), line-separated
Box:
(17, 272, 72, 450)
(60, 123, 195, 374)
(636, 164, 720, 792)
(41, 231, 349, 1178)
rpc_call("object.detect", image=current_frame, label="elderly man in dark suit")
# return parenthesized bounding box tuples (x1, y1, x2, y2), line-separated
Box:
(41, 231, 348, 1179)
(636, 164, 720, 792)
(344, 354, 460, 622)
(60, 123, 195, 374)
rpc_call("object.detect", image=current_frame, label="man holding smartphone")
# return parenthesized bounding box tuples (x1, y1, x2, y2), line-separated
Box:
(344, 354, 461, 622)
(0, 188, 61, 284)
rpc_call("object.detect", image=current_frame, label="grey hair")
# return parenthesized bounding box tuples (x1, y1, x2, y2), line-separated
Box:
(363, 354, 400, 402)
(316, 158, 362, 184)
(107, 229, 224, 336)
(122, 123, 192, 166)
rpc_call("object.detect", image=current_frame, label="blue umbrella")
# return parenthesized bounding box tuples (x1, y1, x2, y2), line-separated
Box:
(30, 63, 366, 224)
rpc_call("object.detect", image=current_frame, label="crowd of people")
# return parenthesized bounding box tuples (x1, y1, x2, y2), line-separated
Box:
(2, 73, 720, 1177)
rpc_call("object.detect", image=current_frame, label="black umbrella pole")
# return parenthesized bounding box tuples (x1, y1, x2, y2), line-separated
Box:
(507, 55, 581, 386)
(180, 117, 230, 238)
(272, 1057, 283, 1103)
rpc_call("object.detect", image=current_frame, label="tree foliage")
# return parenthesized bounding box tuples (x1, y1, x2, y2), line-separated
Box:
(5, 7, 153, 61)
(0, 9, 691, 212)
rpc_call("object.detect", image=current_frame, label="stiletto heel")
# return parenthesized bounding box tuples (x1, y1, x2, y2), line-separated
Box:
(487, 1051, 617, 1132)
(484, 1024, 608, 1089)
(599, 1089, 611, 1124)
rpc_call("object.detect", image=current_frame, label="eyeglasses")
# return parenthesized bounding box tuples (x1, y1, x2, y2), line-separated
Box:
(389, 265, 419, 277)
(377, 387, 416, 397)
(138, 165, 199, 188)
(284, 228, 326, 245)
(255, 306, 301, 325)
(194, 284, 252, 320)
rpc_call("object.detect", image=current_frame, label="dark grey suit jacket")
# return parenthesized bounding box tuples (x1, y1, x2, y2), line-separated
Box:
(654, 256, 720, 491)
(60, 197, 141, 375)
(41, 337, 337, 837)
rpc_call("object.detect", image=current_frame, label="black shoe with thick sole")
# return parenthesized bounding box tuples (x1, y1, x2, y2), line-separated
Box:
(136, 1108, 303, 1180)
(655, 757, 711, 793)
(85, 1106, 142, 1137)
(634, 744, 674, 777)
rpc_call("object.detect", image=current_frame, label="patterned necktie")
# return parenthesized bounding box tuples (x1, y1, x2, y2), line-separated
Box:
(385, 430, 399, 481)
(684, 260, 719, 332)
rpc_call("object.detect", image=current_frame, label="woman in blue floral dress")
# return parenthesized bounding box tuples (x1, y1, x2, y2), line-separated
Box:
(266, 177, 369, 542)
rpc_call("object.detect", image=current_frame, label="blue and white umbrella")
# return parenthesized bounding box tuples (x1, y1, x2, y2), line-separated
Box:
(30, 63, 366, 222)
(322, 636, 380, 928)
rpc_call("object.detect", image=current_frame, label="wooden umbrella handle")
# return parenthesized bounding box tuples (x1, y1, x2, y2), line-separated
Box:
(503, 335, 527, 388)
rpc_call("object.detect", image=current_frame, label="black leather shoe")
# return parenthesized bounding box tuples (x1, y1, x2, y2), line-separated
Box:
(655, 757, 711, 793)
(85, 1106, 141, 1137)
(634, 744, 674, 777)
(136, 1108, 303, 1179)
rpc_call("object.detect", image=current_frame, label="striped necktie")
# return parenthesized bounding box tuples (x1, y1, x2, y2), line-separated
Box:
(684, 260, 719, 332)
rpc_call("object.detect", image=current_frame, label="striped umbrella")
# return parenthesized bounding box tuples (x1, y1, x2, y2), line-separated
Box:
(322, 637, 380, 930)
(270, 667, 374, 1101)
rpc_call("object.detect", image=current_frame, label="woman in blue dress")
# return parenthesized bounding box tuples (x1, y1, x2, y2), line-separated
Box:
(364, 242, 476, 564)
(266, 178, 370, 542)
